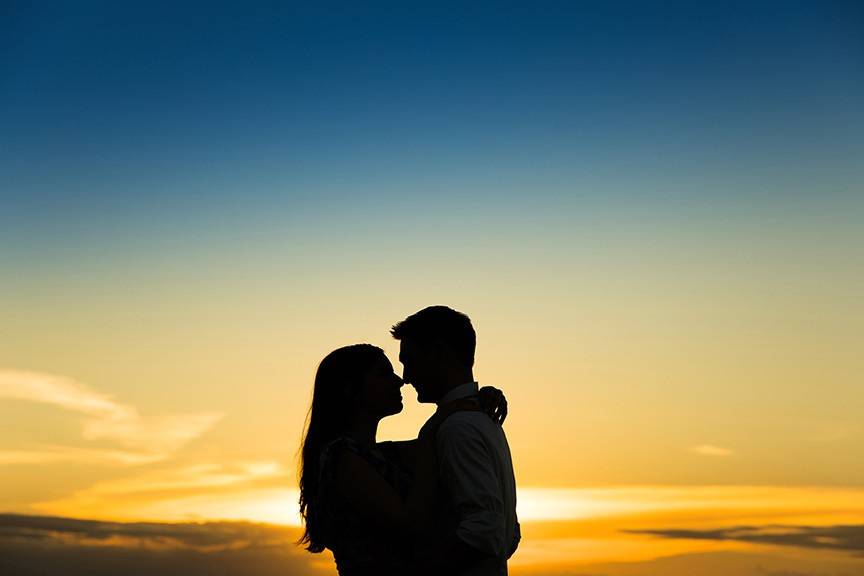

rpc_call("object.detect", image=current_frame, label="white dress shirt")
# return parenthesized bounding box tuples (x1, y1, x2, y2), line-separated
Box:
(436, 382, 520, 575)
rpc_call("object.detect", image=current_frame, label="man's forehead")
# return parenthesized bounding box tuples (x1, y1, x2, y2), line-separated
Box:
(398, 339, 414, 359)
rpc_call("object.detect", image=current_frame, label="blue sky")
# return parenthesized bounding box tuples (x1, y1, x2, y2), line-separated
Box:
(2, 1, 861, 364)
(2, 1, 861, 319)
(3, 1, 861, 224)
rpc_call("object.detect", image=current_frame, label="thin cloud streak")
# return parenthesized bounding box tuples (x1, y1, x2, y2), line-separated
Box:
(0, 369, 124, 417)
(31, 460, 296, 524)
(0, 513, 296, 551)
(625, 524, 864, 555)
(0, 369, 222, 465)
(0, 446, 164, 466)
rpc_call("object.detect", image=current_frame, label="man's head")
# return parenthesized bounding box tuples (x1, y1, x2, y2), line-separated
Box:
(391, 305, 476, 403)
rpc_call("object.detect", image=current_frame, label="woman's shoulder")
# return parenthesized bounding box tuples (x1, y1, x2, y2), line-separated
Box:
(319, 437, 362, 484)
(321, 437, 409, 484)
(321, 437, 392, 483)
(321, 436, 353, 458)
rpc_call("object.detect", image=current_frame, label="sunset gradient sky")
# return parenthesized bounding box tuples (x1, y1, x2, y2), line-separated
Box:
(2, 2, 863, 574)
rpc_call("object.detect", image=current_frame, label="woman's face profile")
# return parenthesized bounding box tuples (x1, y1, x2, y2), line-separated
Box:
(358, 354, 404, 417)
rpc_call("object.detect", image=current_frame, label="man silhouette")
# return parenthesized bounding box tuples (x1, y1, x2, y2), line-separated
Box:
(392, 305, 520, 575)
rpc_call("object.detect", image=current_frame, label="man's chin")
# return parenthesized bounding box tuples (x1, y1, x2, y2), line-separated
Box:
(382, 402, 404, 417)
(411, 384, 434, 404)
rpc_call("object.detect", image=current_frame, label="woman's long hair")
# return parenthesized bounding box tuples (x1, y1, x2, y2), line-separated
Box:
(298, 343, 384, 552)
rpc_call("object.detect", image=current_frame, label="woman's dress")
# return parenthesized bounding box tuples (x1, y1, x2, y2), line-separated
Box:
(317, 437, 413, 575)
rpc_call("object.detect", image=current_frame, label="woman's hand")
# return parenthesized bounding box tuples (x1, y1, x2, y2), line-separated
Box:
(478, 386, 508, 425)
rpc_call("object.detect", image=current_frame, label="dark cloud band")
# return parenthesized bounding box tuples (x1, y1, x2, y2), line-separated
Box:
(625, 524, 864, 555)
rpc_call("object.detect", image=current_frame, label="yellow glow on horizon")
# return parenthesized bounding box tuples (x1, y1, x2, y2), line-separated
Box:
(31, 484, 864, 531)
(28, 483, 864, 571)
(514, 485, 864, 523)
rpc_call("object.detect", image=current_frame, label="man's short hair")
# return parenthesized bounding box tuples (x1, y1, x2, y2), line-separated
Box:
(391, 305, 476, 368)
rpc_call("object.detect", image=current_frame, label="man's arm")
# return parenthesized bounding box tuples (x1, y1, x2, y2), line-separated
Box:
(435, 417, 507, 565)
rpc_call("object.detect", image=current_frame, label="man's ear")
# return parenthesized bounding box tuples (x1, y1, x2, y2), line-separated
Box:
(431, 338, 453, 363)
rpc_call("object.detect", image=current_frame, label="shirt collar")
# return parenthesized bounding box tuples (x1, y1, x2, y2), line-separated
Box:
(437, 381, 479, 407)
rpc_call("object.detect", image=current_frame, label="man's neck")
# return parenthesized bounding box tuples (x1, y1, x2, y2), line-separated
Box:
(430, 367, 474, 404)
(436, 380, 478, 407)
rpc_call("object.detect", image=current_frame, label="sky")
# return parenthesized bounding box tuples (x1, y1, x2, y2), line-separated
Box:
(1, 1, 863, 574)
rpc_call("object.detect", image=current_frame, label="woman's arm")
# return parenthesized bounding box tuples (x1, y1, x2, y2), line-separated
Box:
(382, 440, 417, 471)
(333, 430, 438, 535)
(377, 385, 507, 470)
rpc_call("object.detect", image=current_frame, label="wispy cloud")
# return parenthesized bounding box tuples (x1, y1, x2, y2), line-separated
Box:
(0, 369, 222, 465)
(625, 524, 864, 555)
(31, 460, 298, 524)
(0, 446, 164, 466)
(691, 444, 734, 457)
(0, 513, 294, 551)
(47, 461, 291, 497)
(0, 369, 124, 415)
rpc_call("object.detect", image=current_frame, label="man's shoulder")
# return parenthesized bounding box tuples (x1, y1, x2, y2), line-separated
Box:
(437, 410, 501, 442)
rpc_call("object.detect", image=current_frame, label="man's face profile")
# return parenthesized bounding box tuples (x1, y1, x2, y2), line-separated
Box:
(399, 338, 436, 403)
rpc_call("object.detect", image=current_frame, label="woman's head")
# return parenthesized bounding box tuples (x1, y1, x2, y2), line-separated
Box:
(310, 344, 403, 425)
(298, 344, 403, 552)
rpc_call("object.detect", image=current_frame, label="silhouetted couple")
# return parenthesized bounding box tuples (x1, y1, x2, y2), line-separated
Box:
(299, 306, 520, 575)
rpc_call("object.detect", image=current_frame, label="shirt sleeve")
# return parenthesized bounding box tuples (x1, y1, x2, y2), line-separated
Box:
(437, 417, 506, 558)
